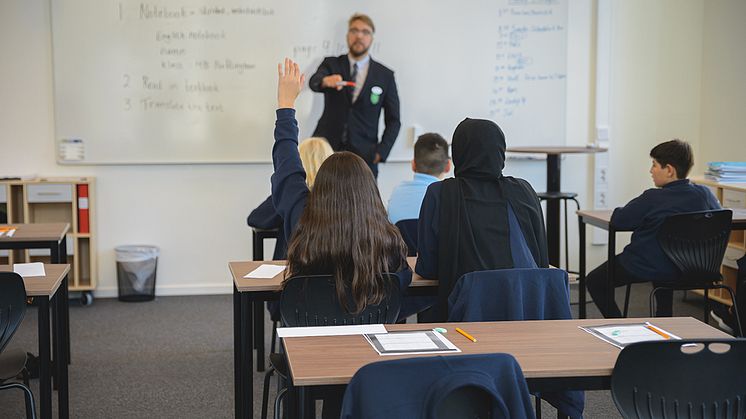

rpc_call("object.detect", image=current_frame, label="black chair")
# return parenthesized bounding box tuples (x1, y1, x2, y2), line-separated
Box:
(261, 273, 402, 419)
(611, 339, 746, 418)
(622, 209, 742, 336)
(0, 272, 37, 419)
(395, 219, 418, 257)
(537, 191, 580, 274)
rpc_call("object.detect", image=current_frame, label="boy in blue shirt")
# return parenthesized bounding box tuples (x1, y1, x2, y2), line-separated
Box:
(587, 139, 721, 318)
(387, 133, 450, 224)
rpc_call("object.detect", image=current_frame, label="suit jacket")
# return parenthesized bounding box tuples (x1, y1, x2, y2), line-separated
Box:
(309, 54, 401, 164)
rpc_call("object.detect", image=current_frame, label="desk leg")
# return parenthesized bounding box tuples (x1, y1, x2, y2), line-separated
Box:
(254, 302, 265, 372)
(546, 154, 561, 266)
(607, 228, 616, 317)
(240, 292, 254, 419)
(38, 298, 52, 419)
(60, 237, 71, 365)
(56, 278, 70, 419)
(233, 285, 242, 419)
(578, 217, 587, 319)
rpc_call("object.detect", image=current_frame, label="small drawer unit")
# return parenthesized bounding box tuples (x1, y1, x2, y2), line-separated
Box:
(27, 184, 74, 203)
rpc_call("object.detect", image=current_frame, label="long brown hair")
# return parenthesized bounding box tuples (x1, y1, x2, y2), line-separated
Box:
(284, 152, 407, 313)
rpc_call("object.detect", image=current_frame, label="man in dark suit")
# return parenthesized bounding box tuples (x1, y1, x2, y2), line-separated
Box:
(309, 13, 401, 177)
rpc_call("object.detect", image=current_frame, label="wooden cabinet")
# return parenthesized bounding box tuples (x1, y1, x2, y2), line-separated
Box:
(692, 177, 746, 306)
(0, 177, 96, 299)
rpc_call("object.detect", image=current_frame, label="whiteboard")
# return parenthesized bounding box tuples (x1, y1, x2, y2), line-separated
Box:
(52, 0, 568, 164)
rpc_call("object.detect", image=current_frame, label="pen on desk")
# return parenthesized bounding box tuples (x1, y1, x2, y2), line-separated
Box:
(455, 327, 477, 342)
(645, 324, 670, 339)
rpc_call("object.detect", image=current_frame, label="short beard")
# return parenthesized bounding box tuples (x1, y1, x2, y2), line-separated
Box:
(349, 44, 370, 59)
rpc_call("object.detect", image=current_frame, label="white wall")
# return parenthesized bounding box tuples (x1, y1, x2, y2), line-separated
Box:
(700, 0, 746, 164)
(3, 0, 741, 297)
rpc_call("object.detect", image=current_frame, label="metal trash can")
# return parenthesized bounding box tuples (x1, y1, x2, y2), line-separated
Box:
(115, 245, 159, 302)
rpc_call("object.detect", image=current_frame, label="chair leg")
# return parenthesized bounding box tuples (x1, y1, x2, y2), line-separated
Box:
(0, 382, 37, 419)
(650, 287, 659, 317)
(720, 286, 744, 337)
(623, 284, 632, 318)
(564, 198, 569, 272)
(703, 289, 710, 323)
(261, 367, 276, 419)
(270, 321, 278, 355)
(535, 396, 542, 419)
(274, 387, 288, 419)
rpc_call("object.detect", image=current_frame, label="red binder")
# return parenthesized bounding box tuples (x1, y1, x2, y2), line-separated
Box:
(77, 184, 89, 233)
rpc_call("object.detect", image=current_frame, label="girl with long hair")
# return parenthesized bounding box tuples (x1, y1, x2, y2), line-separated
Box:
(272, 57, 409, 314)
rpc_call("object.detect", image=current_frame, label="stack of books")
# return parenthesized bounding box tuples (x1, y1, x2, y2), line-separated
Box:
(705, 162, 746, 183)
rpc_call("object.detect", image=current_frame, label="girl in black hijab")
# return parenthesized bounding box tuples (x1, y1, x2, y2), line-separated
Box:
(414, 118, 548, 319)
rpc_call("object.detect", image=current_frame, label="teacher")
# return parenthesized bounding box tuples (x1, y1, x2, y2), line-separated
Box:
(309, 13, 401, 178)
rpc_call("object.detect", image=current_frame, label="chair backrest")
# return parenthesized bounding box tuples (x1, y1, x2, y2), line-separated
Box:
(448, 268, 571, 322)
(611, 339, 746, 419)
(0, 271, 28, 355)
(280, 274, 401, 327)
(395, 219, 418, 257)
(340, 353, 536, 419)
(657, 209, 732, 282)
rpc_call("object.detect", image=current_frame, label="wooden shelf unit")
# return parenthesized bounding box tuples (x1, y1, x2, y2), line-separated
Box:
(0, 177, 97, 293)
(691, 176, 746, 306)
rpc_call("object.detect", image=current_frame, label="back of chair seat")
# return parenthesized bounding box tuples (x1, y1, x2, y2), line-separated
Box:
(395, 219, 418, 257)
(280, 274, 401, 327)
(611, 339, 746, 419)
(341, 353, 536, 419)
(657, 209, 732, 282)
(0, 272, 28, 354)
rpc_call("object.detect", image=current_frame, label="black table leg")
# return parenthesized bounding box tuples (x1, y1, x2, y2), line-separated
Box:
(240, 292, 253, 418)
(578, 216, 587, 319)
(59, 237, 71, 365)
(56, 277, 69, 419)
(234, 285, 242, 419)
(607, 228, 616, 317)
(38, 298, 52, 419)
(254, 302, 265, 372)
(546, 154, 561, 266)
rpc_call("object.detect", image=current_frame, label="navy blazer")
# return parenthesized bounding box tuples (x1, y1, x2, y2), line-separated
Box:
(447, 268, 584, 419)
(309, 55, 401, 164)
(341, 354, 535, 419)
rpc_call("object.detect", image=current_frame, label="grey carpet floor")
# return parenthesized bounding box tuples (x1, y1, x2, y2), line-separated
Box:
(0, 283, 725, 418)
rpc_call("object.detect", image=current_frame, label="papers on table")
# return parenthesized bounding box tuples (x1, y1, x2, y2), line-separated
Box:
(277, 324, 387, 338)
(580, 322, 681, 348)
(0, 226, 16, 238)
(13, 262, 46, 277)
(243, 264, 285, 279)
(365, 330, 461, 356)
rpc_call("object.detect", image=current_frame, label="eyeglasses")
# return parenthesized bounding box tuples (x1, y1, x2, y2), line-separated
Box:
(348, 28, 373, 37)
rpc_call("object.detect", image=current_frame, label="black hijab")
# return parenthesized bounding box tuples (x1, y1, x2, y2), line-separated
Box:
(435, 118, 549, 319)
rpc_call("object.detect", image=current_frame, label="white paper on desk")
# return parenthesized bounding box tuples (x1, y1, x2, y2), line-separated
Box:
(365, 330, 461, 356)
(277, 324, 387, 338)
(243, 264, 285, 279)
(13, 262, 46, 277)
(580, 322, 681, 349)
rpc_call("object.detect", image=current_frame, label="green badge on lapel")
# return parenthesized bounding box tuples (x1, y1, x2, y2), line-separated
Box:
(370, 86, 383, 105)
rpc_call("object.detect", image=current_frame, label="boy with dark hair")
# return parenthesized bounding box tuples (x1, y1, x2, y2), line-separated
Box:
(587, 139, 721, 318)
(388, 133, 450, 224)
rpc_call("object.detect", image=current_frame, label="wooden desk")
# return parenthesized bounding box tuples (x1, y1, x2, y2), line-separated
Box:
(507, 146, 606, 266)
(229, 257, 429, 419)
(283, 317, 728, 419)
(576, 209, 746, 318)
(0, 264, 70, 419)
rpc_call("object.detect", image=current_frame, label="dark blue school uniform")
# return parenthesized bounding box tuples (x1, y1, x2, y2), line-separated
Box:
(270, 108, 416, 315)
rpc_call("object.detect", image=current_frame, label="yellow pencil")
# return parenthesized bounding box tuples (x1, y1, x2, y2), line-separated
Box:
(645, 324, 671, 339)
(455, 327, 477, 342)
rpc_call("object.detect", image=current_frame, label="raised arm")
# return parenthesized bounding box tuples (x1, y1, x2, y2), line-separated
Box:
(271, 59, 309, 240)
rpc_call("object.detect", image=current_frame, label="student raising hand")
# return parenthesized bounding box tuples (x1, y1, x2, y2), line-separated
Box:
(277, 57, 305, 109)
